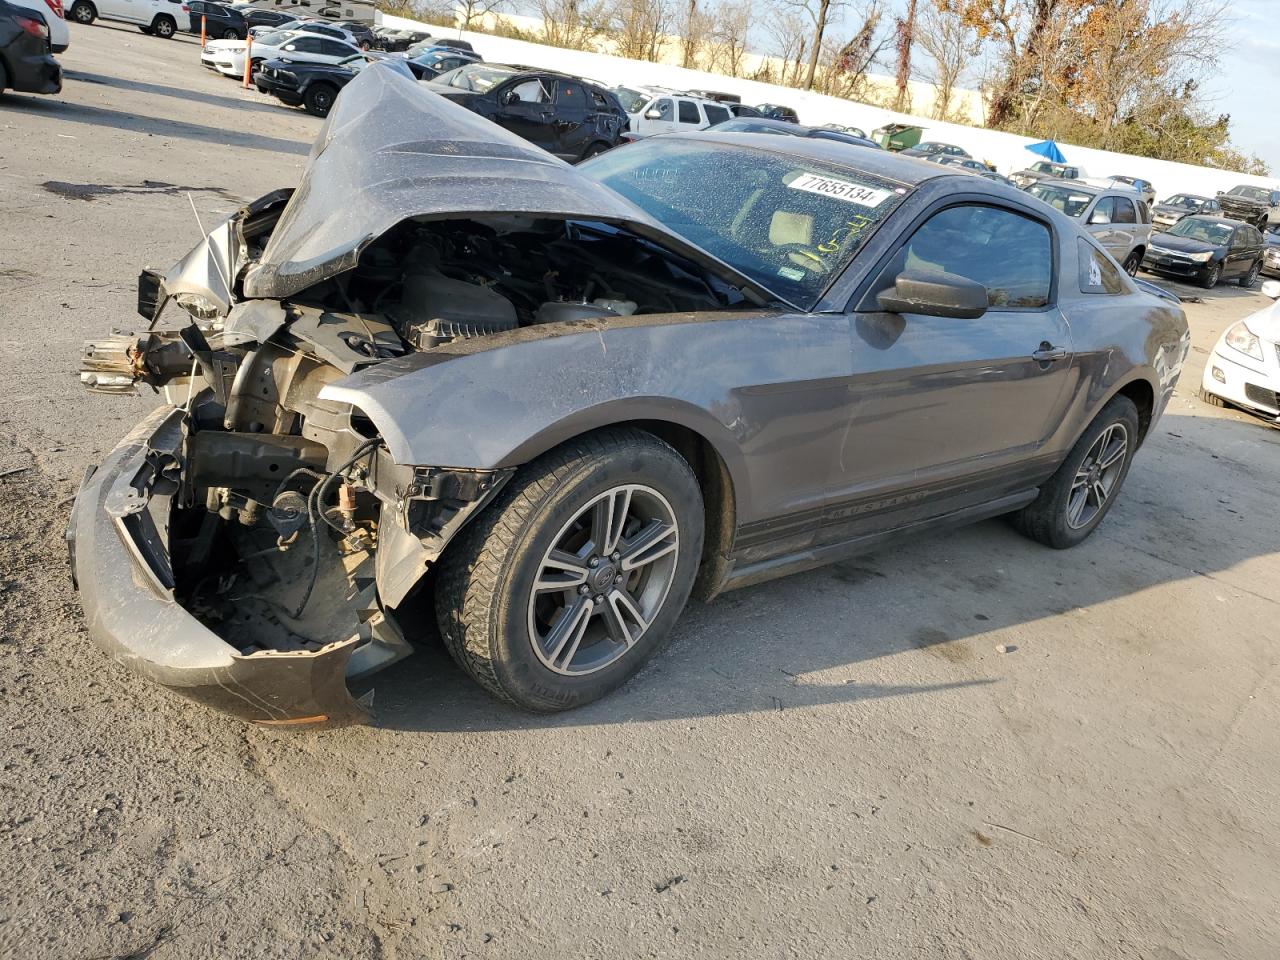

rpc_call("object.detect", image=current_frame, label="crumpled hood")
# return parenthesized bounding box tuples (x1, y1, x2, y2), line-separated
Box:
(240, 63, 778, 304)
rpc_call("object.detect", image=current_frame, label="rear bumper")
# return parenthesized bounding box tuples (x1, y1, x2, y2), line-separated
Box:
(6, 45, 62, 94)
(67, 407, 369, 725)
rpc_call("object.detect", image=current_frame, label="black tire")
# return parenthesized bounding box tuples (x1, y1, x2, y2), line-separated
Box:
(1201, 263, 1221, 289)
(1240, 260, 1261, 288)
(222, 27, 240, 39)
(151, 14, 175, 37)
(436, 428, 704, 712)
(1012, 394, 1140, 549)
(1199, 387, 1226, 408)
(0, 60, 7, 94)
(69, 0, 95, 22)
(302, 82, 338, 117)
(1121, 249, 1141, 276)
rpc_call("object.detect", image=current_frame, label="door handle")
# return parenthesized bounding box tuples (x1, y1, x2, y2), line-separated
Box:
(1032, 343, 1068, 363)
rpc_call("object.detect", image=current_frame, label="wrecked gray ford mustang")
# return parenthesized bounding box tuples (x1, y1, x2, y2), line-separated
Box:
(67, 65, 1188, 724)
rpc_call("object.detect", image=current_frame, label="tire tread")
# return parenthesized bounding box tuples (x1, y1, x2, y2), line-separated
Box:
(436, 427, 686, 708)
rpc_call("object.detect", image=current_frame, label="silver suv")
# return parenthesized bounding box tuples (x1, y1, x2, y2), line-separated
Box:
(1025, 179, 1152, 274)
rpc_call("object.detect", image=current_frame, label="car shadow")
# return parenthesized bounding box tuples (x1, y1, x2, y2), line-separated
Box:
(63, 69, 295, 118)
(360, 407, 1280, 732)
(0, 96, 310, 155)
(1141, 271, 1265, 301)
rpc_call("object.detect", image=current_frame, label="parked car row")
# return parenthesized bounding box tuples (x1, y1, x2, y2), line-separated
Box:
(612, 85, 800, 138)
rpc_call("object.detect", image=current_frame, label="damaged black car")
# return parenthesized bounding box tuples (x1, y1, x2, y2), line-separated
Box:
(68, 65, 1188, 724)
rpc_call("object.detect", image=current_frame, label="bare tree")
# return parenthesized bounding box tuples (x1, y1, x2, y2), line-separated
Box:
(537, 0, 605, 49)
(892, 0, 916, 110)
(455, 0, 509, 31)
(702, 0, 753, 76)
(915, 0, 980, 119)
(766, 4, 810, 85)
(815, 3, 887, 99)
(675, 0, 714, 66)
(779, 0, 843, 90)
(605, 0, 673, 61)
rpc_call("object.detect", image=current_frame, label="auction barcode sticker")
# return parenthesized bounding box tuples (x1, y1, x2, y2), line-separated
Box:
(787, 173, 892, 208)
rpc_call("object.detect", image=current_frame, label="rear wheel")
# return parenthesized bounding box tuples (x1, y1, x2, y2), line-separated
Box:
(152, 14, 175, 37)
(222, 27, 240, 39)
(1013, 395, 1139, 549)
(1121, 250, 1141, 276)
(302, 82, 338, 117)
(1240, 260, 1261, 288)
(69, 0, 95, 22)
(1201, 263, 1221, 289)
(437, 428, 704, 711)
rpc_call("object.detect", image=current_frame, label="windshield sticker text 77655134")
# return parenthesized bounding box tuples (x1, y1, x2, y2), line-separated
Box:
(786, 173, 893, 208)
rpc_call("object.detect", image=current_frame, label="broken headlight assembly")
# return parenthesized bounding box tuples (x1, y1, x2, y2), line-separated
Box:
(1224, 321, 1264, 362)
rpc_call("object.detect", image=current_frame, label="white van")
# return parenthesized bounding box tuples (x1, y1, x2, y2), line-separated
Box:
(614, 87, 734, 138)
(67, 0, 187, 37)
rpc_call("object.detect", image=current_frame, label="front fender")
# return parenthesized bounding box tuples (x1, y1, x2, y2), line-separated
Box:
(316, 313, 822, 517)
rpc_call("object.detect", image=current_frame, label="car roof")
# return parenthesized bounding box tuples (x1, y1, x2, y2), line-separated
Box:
(678, 131, 969, 187)
(1033, 178, 1101, 194)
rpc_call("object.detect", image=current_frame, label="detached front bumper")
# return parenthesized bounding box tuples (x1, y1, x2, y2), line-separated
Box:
(66, 407, 368, 725)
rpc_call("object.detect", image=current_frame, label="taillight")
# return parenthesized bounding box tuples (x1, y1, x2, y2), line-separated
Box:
(43, 0, 64, 18)
(16, 15, 50, 37)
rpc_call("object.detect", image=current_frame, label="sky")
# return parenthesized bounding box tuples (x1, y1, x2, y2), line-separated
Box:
(1209, 0, 1280, 171)
(871, 0, 1280, 173)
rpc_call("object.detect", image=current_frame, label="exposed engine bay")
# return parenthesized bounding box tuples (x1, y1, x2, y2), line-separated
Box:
(79, 212, 753, 677)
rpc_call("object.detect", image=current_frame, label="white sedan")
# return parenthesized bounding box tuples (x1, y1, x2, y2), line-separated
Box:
(1201, 279, 1280, 422)
(202, 30, 361, 78)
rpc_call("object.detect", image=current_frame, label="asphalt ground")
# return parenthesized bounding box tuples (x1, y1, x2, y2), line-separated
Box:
(2, 22, 1278, 960)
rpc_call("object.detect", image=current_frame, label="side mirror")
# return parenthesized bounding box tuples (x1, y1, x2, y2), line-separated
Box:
(1262, 279, 1280, 300)
(644, 107, 662, 119)
(876, 270, 988, 319)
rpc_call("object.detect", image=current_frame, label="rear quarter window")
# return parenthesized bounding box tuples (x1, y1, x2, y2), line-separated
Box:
(1077, 238, 1125, 294)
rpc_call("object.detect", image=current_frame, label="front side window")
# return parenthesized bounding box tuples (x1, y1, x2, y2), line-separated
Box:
(443, 64, 517, 93)
(583, 138, 908, 307)
(506, 79, 551, 103)
(653, 98, 673, 120)
(888, 204, 1053, 308)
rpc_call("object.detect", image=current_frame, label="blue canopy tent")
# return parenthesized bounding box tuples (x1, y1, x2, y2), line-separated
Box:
(1026, 139, 1066, 163)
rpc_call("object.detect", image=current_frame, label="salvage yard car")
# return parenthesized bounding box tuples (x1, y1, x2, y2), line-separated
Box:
(1025, 179, 1151, 275)
(68, 66, 1188, 725)
(1150, 193, 1220, 229)
(430, 63, 627, 162)
(1216, 184, 1280, 231)
(0, 0, 61, 96)
(1142, 215, 1265, 289)
(1200, 280, 1280, 420)
(67, 0, 183, 36)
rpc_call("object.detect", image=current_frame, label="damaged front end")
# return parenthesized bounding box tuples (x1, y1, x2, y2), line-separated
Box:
(68, 63, 772, 723)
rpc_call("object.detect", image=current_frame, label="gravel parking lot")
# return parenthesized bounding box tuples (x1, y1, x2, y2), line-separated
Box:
(2, 23, 1279, 960)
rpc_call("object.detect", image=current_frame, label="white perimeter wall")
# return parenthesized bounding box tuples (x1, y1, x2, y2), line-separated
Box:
(383, 14, 1278, 200)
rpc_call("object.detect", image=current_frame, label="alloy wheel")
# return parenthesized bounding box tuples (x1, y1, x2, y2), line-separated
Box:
(72, 3, 92, 21)
(528, 484, 679, 676)
(1066, 423, 1129, 529)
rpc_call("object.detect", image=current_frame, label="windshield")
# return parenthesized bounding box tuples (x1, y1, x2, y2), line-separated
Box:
(1162, 194, 1200, 208)
(613, 86, 650, 113)
(1027, 182, 1094, 218)
(1166, 218, 1232, 245)
(439, 63, 517, 92)
(1032, 162, 1069, 177)
(1228, 185, 1270, 202)
(581, 138, 907, 308)
(255, 30, 297, 46)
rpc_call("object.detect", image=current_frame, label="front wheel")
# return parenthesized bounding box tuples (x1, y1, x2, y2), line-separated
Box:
(1121, 250, 1141, 276)
(151, 14, 175, 37)
(1240, 260, 1261, 288)
(1201, 263, 1221, 289)
(1012, 394, 1139, 549)
(437, 428, 704, 712)
(302, 82, 337, 117)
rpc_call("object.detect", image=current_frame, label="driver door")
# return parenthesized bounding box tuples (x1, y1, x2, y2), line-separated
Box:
(494, 77, 557, 153)
(821, 201, 1074, 545)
